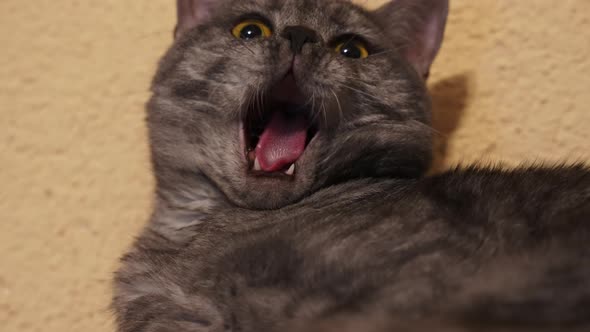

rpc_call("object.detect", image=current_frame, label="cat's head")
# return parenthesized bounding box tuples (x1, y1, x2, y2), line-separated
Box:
(149, 0, 448, 209)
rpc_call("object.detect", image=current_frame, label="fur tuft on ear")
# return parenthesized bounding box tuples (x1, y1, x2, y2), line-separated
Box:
(375, 0, 449, 79)
(175, 0, 218, 39)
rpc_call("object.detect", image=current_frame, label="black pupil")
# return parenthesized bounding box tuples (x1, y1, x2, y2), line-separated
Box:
(340, 43, 362, 58)
(240, 24, 263, 39)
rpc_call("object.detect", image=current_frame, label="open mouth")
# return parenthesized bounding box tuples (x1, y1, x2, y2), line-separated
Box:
(243, 73, 318, 178)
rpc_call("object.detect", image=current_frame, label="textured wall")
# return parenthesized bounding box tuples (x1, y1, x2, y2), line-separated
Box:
(1, 1, 589, 331)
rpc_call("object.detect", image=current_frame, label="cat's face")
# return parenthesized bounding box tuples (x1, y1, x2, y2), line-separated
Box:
(149, 0, 448, 209)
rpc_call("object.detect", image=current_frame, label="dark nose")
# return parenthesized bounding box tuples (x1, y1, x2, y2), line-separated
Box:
(281, 26, 319, 54)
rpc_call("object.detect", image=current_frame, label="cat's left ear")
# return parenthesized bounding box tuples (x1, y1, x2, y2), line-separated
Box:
(374, 0, 449, 79)
(175, 0, 218, 39)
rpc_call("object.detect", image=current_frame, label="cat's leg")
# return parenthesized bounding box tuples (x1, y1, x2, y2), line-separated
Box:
(113, 293, 223, 332)
(112, 231, 227, 332)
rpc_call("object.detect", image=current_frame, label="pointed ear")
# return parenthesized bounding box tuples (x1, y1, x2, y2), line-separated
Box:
(375, 0, 449, 79)
(175, 0, 218, 39)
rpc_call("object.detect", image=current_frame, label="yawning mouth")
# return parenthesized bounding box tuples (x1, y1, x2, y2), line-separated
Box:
(243, 73, 318, 178)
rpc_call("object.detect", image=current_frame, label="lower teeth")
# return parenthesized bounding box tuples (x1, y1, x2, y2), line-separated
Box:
(253, 157, 262, 171)
(285, 164, 295, 175)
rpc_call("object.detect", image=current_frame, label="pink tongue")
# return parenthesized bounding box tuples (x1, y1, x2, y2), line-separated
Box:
(256, 112, 307, 172)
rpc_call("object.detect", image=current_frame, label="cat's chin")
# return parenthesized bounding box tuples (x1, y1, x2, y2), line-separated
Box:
(226, 176, 314, 210)
(233, 175, 313, 210)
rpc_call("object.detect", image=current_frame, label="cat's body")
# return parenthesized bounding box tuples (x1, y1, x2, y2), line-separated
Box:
(115, 166, 590, 331)
(113, 0, 590, 331)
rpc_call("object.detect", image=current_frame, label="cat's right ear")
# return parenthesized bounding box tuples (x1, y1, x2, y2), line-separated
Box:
(175, 0, 218, 39)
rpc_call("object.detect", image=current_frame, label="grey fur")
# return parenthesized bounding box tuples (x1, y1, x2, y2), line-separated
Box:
(113, 1, 590, 331)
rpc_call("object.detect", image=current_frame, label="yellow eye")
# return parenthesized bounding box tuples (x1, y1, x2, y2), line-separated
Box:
(232, 19, 272, 39)
(335, 41, 369, 59)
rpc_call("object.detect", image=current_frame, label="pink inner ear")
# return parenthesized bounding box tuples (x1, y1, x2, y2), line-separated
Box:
(409, 11, 447, 78)
(175, 0, 216, 39)
(376, 0, 449, 79)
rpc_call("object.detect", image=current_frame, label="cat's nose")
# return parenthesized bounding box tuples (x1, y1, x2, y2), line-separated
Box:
(281, 26, 319, 54)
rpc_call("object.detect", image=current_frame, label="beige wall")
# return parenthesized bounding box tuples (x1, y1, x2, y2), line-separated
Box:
(1, 1, 589, 331)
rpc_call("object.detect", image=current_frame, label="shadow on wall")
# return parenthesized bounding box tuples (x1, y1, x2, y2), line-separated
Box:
(428, 73, 473, 173)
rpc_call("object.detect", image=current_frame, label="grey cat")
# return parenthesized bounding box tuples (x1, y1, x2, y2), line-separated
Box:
(112, 0, 590, 331)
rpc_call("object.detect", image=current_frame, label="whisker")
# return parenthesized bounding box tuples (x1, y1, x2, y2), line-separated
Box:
(188, 100, 219, 109)
(301, 90, 316, 109)
(339, 83, 382, 102)
(184, 74, 241, 87)
(330, 88, 344, 125)
(310, 91, 319, 124)
(255, 82, 263, 119)
(238, 86, 257, 119)
(259, 83, 266, 120)
(334, 74, 382, 90)
(240, 40, 256, 55)
(341, 34, 359, 49)
(187, 48, 229, 59)
(206, 80, 232, 104)
(407, 119, 446, 138)
(321, 94, 328, 128)
(368, 49, 397, 58)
